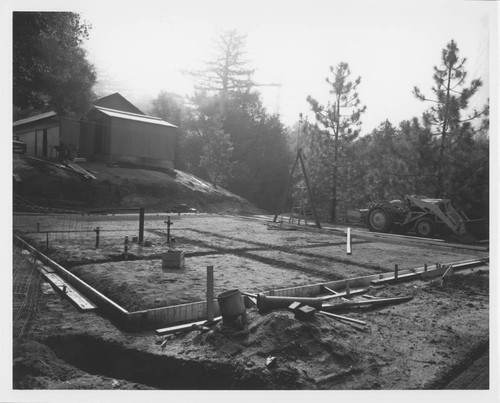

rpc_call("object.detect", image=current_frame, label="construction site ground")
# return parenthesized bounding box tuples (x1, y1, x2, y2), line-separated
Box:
(11, 213, 494, 396)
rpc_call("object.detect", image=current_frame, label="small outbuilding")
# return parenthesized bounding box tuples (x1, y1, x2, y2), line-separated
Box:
(79, 94, 178, 169)
(13, 111, 80, 158)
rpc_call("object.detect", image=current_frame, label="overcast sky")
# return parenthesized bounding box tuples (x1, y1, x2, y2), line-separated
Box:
(76, 0, 495, 133)
(8, 0, 497, 133)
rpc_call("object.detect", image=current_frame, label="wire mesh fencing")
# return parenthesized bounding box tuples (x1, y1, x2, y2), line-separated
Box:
(13, 247, 42, 340)
(12, 212, 153, 258)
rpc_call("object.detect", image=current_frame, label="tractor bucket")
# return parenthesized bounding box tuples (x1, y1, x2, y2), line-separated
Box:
(457, 232, 477, 245)
(461, 218, 488, 243)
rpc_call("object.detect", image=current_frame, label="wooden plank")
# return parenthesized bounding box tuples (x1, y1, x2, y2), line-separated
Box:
(370, 271, 421, 285)
(155, 316, 222, 336)
(318, 311, 367, 326)
(322, 296, 413, 312)
(14, 235, 128, 315)
(38, 263, 55, 273)
(318, 288, 367, 301)
(322, 285, 339, 295)
(64, 160, 97, 180)
(41, 272, 97, 311)
(441, 265, 454, 279)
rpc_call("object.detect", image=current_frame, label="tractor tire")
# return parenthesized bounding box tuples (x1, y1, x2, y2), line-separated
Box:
(367, 202, 395, 233)
(414, 217, 435, 237)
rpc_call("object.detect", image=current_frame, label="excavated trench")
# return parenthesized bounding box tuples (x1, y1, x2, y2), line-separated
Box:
(41, 334, 301, 390)
(39, 333, 490, 390)
(43, 334, 244, 389)
(427, 340, 489, 389)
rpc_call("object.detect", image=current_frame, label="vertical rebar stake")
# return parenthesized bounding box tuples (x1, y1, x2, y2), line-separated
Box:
(166, 216, 172, 244)
(46, 232, 49, 250)
(424, 263, 428, 272)
(139, 207, 145, 245)
(394, 264, 399, 280)
(95, 227, 100, 248)
(207, 266, 214, 323)
(346, 227, 352, 255)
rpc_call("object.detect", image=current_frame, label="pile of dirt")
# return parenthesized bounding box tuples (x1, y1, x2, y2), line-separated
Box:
(165, 310, 362, 389)
(13, 156, 262, 214)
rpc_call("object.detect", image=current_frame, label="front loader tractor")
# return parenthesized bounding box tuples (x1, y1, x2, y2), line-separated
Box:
(363, 195, 483, 244)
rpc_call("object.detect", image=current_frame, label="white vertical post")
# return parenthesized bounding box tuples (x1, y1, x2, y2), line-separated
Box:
(346, 227, 352, 255)
(207, 265, 214, 322)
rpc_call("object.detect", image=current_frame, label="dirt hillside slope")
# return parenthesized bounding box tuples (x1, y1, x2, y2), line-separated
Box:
(13, 155, 262, 214)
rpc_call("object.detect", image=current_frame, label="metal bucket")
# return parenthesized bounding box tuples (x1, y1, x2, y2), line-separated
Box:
(217, 289, 245, 317)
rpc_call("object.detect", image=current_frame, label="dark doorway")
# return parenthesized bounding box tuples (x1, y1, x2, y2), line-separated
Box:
(42, 129, 48, 157)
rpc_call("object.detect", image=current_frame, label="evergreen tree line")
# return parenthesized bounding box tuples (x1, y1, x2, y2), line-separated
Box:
(296, 116, 488, 221)
(12, 14, 489, 220)
(297, 40, 489, 221)
(148, 31, 291, 212)
(151, 34, 489, 220)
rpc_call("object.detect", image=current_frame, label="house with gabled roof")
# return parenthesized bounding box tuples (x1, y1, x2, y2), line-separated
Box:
(92, 92, 145, 115)
(79, 94, 178, 169)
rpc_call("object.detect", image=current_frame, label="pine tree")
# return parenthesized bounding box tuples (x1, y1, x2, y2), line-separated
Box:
(413, 40, 486, 196)
(199, 114, 234, 188)
(306, 62, 366, 222)
(188, 30, 255, 103)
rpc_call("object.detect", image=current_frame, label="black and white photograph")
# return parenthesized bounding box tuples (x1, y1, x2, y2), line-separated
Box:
(4, 0, 498, 401)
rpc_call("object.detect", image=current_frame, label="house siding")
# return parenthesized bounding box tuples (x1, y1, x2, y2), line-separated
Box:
(13, 118, 60, 157)
(108, 116, 176, 168)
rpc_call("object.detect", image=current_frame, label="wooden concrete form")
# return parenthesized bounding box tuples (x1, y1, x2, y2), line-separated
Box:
(13, 234, 489, 331)
(127, 300, 221, 329)
(271, 258, 488, 299)
(322, 226, 488, 253)
(39, 269, 97, 311)
(15, 235, 128, 322)
(15, 234, 221, 330)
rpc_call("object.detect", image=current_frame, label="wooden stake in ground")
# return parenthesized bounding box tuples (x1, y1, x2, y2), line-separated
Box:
(94, 227, 100, 248)
(139, 207, 145, 245)
(207, 265, 214, 323)
(165, 216, 173, 243)
(346, 227, 352, 255)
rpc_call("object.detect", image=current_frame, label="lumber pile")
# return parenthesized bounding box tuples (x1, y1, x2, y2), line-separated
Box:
(64, 160, 97, 180)
(26, 156, 97, 180)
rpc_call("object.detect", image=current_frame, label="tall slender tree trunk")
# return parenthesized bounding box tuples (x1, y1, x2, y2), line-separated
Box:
(330, 99, 341, 223)
(436, 63, 452, 198)
(331, 135, 338, 223)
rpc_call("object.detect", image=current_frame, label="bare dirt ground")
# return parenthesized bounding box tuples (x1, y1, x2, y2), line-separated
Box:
(11, 213, 492, 394)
